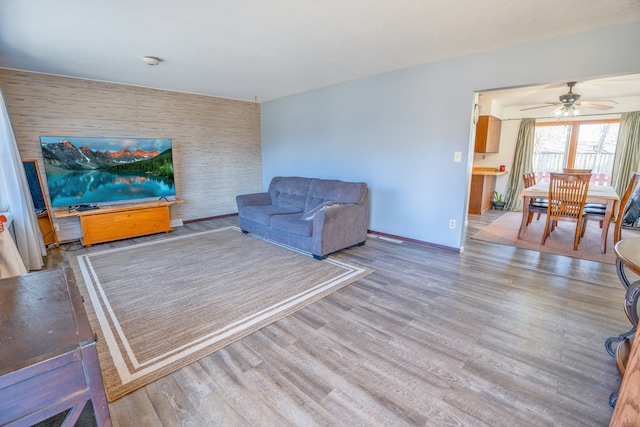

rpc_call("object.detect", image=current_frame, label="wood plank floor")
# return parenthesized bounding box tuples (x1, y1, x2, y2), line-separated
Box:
(40, 211, 632, 426)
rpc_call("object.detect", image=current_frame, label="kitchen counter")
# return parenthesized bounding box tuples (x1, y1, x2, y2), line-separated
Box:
(472, 167, 508, 176)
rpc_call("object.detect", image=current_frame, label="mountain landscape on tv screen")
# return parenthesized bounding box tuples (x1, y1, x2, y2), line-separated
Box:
(40, 137, 175, 207)
(42, 139, 161, 168)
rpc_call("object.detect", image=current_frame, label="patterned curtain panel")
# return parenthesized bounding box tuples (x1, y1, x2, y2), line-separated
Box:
(612, 111, 640, 196)
(0, 88, 45, 272)
(505, 118, 536, 211)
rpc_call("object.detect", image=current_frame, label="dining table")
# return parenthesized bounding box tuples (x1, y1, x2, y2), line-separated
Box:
(518, 182, 620, 254)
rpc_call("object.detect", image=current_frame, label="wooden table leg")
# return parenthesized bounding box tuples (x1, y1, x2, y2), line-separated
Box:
(82, 343, 111, 426)
(518, 196, 532, 239)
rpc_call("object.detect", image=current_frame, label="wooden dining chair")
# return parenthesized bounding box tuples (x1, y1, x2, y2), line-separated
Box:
(614, 172, 640, 244)
(524, 172, 536, 188)
(523, 172, 547, 225)
(564, 168, 609, 234)
(563, 168, 593, 174)
(541, 172, 590, 250)
(581, 203, 607, 238)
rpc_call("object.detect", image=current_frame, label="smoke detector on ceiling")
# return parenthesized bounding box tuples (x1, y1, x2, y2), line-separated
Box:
(142, 56, 160, 66)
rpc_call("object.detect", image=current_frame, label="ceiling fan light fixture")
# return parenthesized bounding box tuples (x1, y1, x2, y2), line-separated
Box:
(554, 105, 580, 117)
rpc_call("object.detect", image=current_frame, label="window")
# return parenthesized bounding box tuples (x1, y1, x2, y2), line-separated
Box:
(533, 119, 620, 185)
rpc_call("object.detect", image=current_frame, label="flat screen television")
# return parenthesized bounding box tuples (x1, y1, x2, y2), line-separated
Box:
(39, 136, 176, 208)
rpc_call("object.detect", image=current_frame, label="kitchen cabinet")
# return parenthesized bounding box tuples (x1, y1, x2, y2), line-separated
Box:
(474, 115, 502, 153)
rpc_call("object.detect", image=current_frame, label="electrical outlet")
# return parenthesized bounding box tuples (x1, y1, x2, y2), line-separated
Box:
(54, 223, 60, 231)
(454, 151, 462, 162)
(449, 219, 456, 229)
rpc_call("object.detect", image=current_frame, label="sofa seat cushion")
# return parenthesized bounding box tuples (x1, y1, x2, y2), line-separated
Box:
(270, 213, 313, 236)
(242, 205, 302, 226)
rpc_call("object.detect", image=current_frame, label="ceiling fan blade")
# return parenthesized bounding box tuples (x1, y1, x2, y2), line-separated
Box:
(550, 105, 565, 114)
(520, 102, 560, 111)
(578, 102, 616, 110)
(582, 99, 619, 104)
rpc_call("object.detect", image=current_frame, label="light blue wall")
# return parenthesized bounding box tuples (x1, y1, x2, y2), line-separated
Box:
(261, 21, 640, 250)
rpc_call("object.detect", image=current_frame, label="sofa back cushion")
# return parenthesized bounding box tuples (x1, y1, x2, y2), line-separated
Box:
(305, 179, 368, 211)
(268, 176, 313, 211)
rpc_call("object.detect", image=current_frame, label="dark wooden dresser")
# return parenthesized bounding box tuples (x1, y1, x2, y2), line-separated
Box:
(0, 267, 111, 426)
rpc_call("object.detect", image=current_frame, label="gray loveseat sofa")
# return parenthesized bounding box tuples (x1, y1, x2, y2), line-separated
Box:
(236, 176, 369, 259)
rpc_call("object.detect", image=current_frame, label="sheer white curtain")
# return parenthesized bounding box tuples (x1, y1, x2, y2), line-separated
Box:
(0, 88, 45, 271)
(505, 118, 536, 211)
(612, 111, 640, 196)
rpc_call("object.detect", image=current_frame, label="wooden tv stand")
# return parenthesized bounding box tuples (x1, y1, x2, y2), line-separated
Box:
(55, 201, 175, 247)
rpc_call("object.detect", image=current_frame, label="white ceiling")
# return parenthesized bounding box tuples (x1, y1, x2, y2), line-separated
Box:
(1, 1, 640, 102)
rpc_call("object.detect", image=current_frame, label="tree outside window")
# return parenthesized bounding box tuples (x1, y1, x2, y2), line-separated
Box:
(533, 119, 620, 185)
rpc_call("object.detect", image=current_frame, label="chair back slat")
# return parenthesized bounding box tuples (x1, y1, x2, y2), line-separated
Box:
(548, 173, 590, 220)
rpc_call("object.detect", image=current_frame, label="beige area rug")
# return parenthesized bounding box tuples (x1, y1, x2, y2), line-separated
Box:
(471, 212, 640, 264)
(70, 226, 372, 402)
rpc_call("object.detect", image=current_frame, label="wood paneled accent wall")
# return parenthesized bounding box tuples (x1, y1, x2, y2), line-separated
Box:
(0, 69, 263, 242)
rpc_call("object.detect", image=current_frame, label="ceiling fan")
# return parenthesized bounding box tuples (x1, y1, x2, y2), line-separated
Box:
(521, 82, 618, 116)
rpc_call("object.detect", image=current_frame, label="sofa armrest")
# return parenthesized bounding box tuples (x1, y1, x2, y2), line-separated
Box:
(236, 192, 272, 212)
(311, 203, 368, 257)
